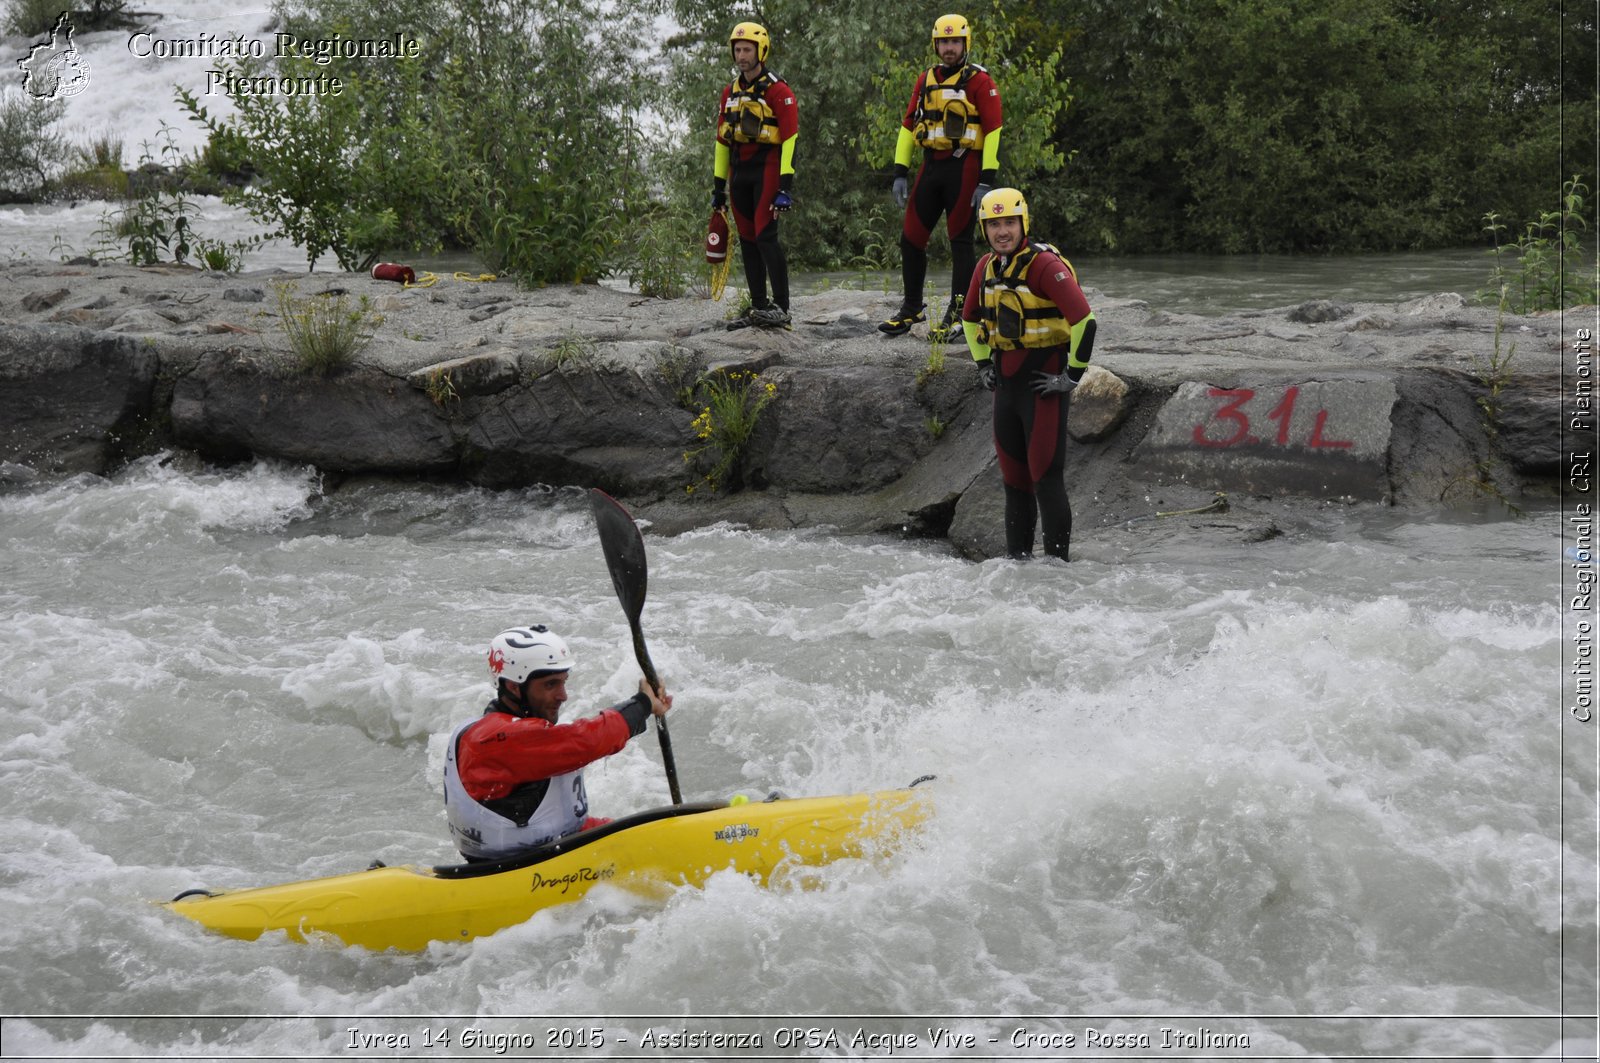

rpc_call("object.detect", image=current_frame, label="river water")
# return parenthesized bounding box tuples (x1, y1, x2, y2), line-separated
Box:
(3, 3, 1596, 1059)
(0, 455, 1591, 1059)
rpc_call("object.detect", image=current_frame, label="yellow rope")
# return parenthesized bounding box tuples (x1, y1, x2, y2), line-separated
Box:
(709, 258, 731, 302)
(1156, 492, 1230, 518)
(398, 270, 496, 289)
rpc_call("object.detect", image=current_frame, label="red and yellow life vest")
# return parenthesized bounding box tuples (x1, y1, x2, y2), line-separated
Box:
(720, 71, 785, 146)
(977, 242, 1078, 350)
(913, 64, 986, 152)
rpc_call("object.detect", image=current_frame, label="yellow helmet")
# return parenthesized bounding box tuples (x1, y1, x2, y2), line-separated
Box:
(932, 13, 971, 47)
(979, 187, 1029, 238)
(729, 21, 771, 63)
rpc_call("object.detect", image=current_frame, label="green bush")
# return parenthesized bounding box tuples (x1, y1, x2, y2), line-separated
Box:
(275, 282, 380, 374)
(179, 58, 411, 272)
(3, 0, 60, 35)
(182, 0, 652, 282)
(79, 124, 257, 269)
(626, 198, 705, 299)
(5, 0, 134, 34)
(1032, 0, 1582, 253)
(0, 90, 67, 198)
(683, 370, 778, 493)
(54, 131, 127, 201)
(1482, 176, 1599, 313)
(54, 165, 128, 200)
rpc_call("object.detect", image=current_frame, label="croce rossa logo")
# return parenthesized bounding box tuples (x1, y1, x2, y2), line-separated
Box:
(17, 11, 91, 100)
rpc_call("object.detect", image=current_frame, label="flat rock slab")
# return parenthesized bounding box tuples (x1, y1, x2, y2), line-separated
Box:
(1134, 378, 1398, 501)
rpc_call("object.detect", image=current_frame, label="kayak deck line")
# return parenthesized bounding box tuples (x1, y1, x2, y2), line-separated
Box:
(160, 787, 932, 951)
(431, 799, 727, 879)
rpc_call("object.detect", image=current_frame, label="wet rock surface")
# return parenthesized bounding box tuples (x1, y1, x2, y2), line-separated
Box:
(0, 261, 1567, 559)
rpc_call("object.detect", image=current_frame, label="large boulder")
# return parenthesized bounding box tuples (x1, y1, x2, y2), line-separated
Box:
(1494, 372, 1565, 475)
(744, 364, 939, 493)
(170, 348, 457, 472)
(1068, 364, 1134, 443)
(1132, 376, 1398, 501)
(459, 341, 695, 494)
(0, 324, 158, 473)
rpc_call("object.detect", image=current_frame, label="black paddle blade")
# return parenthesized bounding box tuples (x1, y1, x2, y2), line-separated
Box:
(589, 488, 681, 804)
(589, 489, 648, 625)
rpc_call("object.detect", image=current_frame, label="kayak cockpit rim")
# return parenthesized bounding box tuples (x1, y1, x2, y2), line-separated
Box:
(430, 800, 727, 879)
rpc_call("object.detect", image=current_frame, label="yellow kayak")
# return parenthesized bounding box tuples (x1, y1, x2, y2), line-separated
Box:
(161, 787, 930, 952)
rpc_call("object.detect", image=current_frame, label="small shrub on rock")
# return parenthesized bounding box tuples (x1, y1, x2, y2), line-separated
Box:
(274, 282, 380, 375)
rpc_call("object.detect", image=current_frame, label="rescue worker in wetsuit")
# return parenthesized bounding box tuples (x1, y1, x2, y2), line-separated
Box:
(961, 188, 1096, 561)
(880, 13, 1003, 339)
(713, 21, 799, 330)
(443, 625, 671, 862)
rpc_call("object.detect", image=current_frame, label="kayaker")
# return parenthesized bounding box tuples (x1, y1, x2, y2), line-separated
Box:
(443, 625, 672, 862)
(879, 13, 1003, 339)
(961, 187, 1096, 561)
(714, 20, 799, 330)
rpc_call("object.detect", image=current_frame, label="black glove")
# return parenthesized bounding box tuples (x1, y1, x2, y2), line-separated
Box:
(1030, 370, 1077, 396)
(711, 176, 727, 211)
(772, 191, 792, 212)
(976, 361, 997, 391)
(971, 182, 991, 209)
(616, 692, 653, 738)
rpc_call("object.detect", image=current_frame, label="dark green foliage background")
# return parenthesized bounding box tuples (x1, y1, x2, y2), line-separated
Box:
(1045, 0, 1587, 253)
(182, 0, 1590, 278)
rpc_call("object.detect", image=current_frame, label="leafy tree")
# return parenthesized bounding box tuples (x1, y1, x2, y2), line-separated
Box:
(428, 0, 650, 284)
(4, 0, 136, 35)
(858, 3, 1074, 233)
(655, 0, 1075, 269)
(181, 0, 1592, 274)
(1036, 0, 1590, 253)
(0, 89, 66, 200)
(184, 0, 652, 282)
(181, 56, 420, 271)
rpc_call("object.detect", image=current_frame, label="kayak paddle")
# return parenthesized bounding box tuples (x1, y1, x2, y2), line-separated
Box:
(589, 488, 683, 805)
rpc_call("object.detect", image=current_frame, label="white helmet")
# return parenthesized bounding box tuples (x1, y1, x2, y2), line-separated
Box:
(487, 626, 573, 684)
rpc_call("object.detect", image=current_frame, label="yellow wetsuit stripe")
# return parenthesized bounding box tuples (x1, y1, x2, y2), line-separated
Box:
(895, 126, 915, 169)
(714, 140, 730, 181)
(1068, 313, 1095, 369)
(780, 133, 797, 176)
(963, 319, 990, 363)
(981, 125, 1001, 172)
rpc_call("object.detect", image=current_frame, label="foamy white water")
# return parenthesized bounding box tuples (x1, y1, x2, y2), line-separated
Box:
(7, 0, 277, 163)
(0, 455, 1591, 1059)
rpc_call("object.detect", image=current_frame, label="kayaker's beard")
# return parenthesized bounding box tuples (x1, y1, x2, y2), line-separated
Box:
(506, 672, 564, 722)
(498, 680, 537, 719)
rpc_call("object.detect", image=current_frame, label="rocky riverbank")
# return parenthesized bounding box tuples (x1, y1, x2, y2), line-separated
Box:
(0, 260, 1569, 559)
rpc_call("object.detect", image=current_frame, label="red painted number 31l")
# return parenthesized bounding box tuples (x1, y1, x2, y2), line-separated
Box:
(1193, 386, 1354, 449)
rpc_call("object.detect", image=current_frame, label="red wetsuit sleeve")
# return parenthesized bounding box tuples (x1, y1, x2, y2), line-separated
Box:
(971, 69, 1002, 134)
(455, 709, 631, 802)
(715, 84, 731, 146)
(901, 70, 928, 130)
(963, 254, 991, 319)
(768, 77, 798, 142)
(1027, 251, 1093, 326)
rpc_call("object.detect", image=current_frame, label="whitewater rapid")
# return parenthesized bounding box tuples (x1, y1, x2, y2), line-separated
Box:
(0, 455, 1590, 1058)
